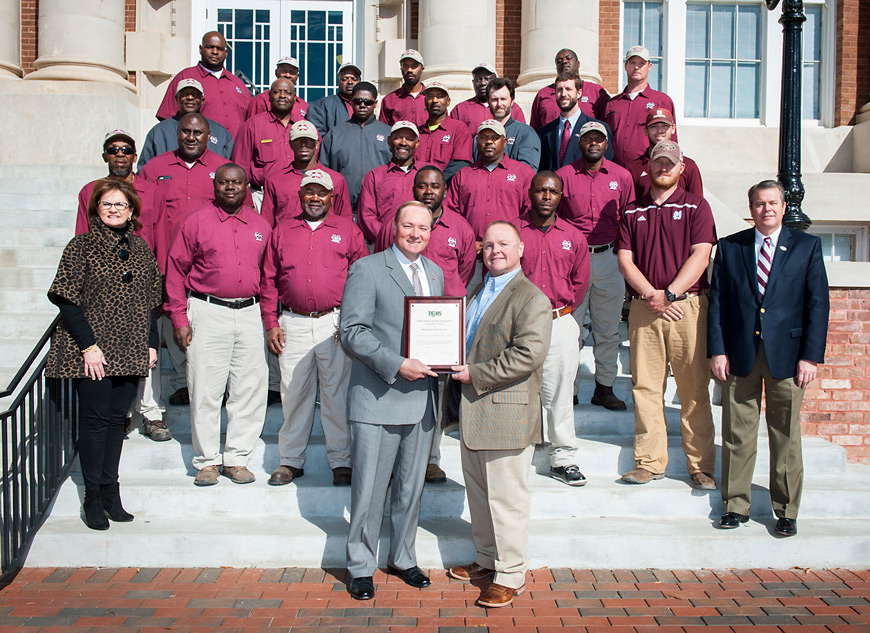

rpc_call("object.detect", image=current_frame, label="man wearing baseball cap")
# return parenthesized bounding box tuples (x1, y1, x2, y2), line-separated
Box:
(260, 169, 368, 488)
(529, 49, 609, 130)
(139, 78, 234, 169)
(616, 140, 717, 490)
(449, 63, 526, 134)
(379, 49, 428, 127)
(414, 82, 473, 182)
(476, 77, 540, 171)
(307, 62, 362, 136)
(246, 56, 309, 120)
(603, 45, 677, 167)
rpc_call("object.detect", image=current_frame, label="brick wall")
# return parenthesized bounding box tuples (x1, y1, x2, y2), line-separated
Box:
(599, 0, 621, 93)
(20, 0, 37, 74)
(126, 0, 136, 86)
(834, 0, 870, 126)
(410, 0, 418, 40)
(496, 0, 522, 83)
(801, 289, 870, 464)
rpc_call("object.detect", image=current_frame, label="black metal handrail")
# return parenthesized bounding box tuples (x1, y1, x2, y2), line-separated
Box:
(0, 316, 78, 581)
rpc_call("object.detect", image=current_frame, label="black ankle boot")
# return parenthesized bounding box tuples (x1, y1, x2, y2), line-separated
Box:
(83, 489, 110, 530)
(100, 483, 134, 522)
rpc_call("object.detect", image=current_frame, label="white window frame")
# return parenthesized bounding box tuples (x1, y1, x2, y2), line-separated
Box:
(809, 224, 870, 263)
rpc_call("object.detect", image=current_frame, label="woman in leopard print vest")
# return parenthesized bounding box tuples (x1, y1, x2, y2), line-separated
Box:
(46, 179, 163, 531)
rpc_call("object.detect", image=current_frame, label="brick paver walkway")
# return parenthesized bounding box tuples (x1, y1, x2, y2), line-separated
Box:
(1, 567, 869, 632)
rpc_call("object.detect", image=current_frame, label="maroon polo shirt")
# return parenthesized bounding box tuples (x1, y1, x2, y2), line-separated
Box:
(375, 207, 476, 297)
(166, 203, 271, 327)
(260, 213, 367, 329)
(415, 117, 473, 171)
(357, 161, 424, 243)
(529, 81, 608, 130)
(624, 149, 704, 200)
(378, 85, 429, 127)
(603, 86, 677, 167)
(245, 92, 309, 120)
(616, 188, 717, 296)
(556, 158, 635, 246)
(260, 162, 351, 227)
(445, 157, 536, 241)
(155, 64, 252, 138)
(515, 214, 590, 310)
(231, 110, 299, 189)
(448, 97, 526, 134)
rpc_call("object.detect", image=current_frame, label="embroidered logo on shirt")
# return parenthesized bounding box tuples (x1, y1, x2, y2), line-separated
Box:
(254, 232, 263, 242)
(581, 96, 589, 103)
(301, 109, 307, 117)
(331, 234, 342, 243)
(646, 102, 655, 109)
(640, 170, 647, 177)
(562, 240, 572, 251)
(209, 135, 218, 144)
(236, 86, 244, 94)
(376, 134, 385, 142)
(209, 172, 216, 179)
(672, 209, 683, 220)
(637, 215, 647, 222)
(442, 134, 451, 143)
(447, 237, 457, 248)
(506, 174, 517, 182)
(609, 181, 618, 190)
(507, 136, 516, 145)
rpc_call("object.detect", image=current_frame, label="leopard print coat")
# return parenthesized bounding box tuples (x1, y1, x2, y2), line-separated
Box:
(46, 219, 163, 379)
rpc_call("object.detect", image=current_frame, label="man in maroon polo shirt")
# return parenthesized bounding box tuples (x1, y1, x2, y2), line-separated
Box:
(415, 82, 473, 182)
(604, 45, 677, 167)
(261, 121, 351, 226)
(530, 48, 609, 130)
(155, 31, 251, 139)
(357, 121, 424, 243)
(166, 163, 271, 487)
(616, 140, 717, 490)
(245, 56, 309, 121)
(261, 169, 368, 488)
(624, 108, 703, 200)
(379, 49, 428, 127)
(556, 121, 634, 411)
(515, 171, 590, 487)
(449, 63, 526, 135)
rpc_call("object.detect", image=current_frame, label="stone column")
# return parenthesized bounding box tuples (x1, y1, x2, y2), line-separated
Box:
(0, 0, 22, 78)
(418, 0, 497, 90)
(516, 0, 602, 93)
(24, 0, 132, 89)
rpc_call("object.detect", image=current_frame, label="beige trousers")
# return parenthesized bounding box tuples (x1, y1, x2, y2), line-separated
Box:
(542, 312, 581, 466)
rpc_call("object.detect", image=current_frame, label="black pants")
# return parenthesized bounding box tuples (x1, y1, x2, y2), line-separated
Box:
(75, 376, 139, 491)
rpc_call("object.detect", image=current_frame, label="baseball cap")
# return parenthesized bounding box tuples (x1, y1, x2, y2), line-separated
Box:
(578, 121, 608, 138)
(390, 120, 419, 137)
(175, 78, 204, 95)
(477, 119, 506, 137)
(624, 45, 651, 62)
(422, 81, 450, 97)
(300, 169, 334, 191)
(289, 121, 319, 142)
(472, 62, 497, 75)
(337, 61, 362, 76)
(399, 49, 424, 65)
(650, 140, 682, 165)
(103, 129, 136, 150)
(646, 108, 675, 126)
(276, 56, 299, 69)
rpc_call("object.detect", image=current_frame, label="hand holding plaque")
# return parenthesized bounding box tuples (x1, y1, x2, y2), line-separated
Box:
(403, 297, 466, 373)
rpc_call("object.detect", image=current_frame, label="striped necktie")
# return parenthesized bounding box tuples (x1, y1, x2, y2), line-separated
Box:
(757, 236, 773, 299)
(410, 261, 422, 296)
(558, 120, 572, 167)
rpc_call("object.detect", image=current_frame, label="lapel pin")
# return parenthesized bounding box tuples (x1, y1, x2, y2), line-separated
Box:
(779, 245, 787, 251)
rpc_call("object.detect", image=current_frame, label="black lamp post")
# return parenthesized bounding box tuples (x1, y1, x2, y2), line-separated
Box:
(766, 0, 812, 230)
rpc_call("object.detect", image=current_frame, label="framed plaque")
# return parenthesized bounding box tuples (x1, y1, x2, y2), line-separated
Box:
(403, 296, 466, 372)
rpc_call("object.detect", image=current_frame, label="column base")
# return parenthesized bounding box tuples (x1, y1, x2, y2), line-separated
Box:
(25, 57, 134, 91)
(0, 62, 23, 79)
(857, 100, 870, 125)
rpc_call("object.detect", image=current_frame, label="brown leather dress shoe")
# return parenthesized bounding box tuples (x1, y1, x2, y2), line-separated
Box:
(194, 465, 220, 486)
(332, 467, 352, 486)
(222, 465, 255, 484)
(168, 387, 189, 406)
(477, 582, 525, 608)
(691, 472, 717, 490)
(425, 463, 447, 483)
(448, 562, 494, 581)
(620, 467, 664, 484)
(268, 465, 304, 486)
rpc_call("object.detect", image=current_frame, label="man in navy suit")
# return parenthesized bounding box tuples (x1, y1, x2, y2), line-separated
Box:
(708, 180, 829, 537)
(538, 72, 614, 171)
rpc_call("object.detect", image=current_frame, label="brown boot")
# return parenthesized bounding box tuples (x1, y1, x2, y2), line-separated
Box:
(591, 381, 627, 410)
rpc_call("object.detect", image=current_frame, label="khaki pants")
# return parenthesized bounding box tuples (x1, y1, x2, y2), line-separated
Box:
(628, 295, 715, 475)
(187, 297, 268, 469)
(722, 343, 804, 519)
(542, 312, 581, 466)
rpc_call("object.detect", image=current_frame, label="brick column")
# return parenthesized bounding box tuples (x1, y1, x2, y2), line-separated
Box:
(0, 0, 22, 78)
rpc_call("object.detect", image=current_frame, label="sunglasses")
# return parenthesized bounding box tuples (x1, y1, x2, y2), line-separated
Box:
(352, 98, 375, 106)
(105, 146, 135, 156)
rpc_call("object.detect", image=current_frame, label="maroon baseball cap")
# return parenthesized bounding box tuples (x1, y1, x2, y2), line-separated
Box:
(646, 107, 675, 127)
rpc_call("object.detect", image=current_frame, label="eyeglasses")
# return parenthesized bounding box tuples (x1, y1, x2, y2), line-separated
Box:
(105, 146, 135, 156)
(98, 201, 130, 211)
(352, 98, 375, 106)
(121, 271, 133, 284)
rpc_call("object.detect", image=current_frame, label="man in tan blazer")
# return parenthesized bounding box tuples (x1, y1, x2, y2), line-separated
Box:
(447, 221, 552, 607)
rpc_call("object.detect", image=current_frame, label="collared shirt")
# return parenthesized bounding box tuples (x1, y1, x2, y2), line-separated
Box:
(260, 161, 352, 227)
(166, 203, 271, 327)
(245, 92, 309, 121)
(155, 64, 252, 138)
(416, 117, 473, 172)
(319, 117, 393, 207)
(306, 94, 354, 136)
(465, 267, 522, 352)
(616, 188, 717, 296)
(391, 244, 432, 296)
(231, 110, 299, 188)
(259, 212, 367, 328)
(448, 97, 526, 135)
(514, 213, 590, 309)
(624, 148, 704, 200)
(473, 118, 541, 171)
(357, 161, 424, 242)
(376, 207, 476, 297)
(556, 158, 635, 245)
(557, 110, 584, 149)
(137, 113, 234, 170)
(755, 225, 783, 268)
(378, 84, 429, 127)
(445, 157, 536, 241)
(529, 81, 609, 130)
(604, 86, 677, 166)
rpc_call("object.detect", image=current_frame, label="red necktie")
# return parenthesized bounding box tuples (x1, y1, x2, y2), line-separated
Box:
(757, 236, 772, 299)
(558, 120, 572, 167)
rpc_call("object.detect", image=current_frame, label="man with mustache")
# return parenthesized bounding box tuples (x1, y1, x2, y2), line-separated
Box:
(245, 56, 309, 120)
(473, 78, 540, 170)
(529, 48, 609, 130)
(449, 63, 526, 134)
(379, 49, 428, 127)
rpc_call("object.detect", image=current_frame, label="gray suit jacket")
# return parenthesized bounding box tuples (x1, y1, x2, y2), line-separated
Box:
(340, 248, 445, 425)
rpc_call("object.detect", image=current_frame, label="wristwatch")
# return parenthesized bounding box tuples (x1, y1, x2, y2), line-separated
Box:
(664, 288, 678, 302)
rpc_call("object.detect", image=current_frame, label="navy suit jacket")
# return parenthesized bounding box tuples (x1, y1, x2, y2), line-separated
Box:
(537, 112, 614, 171)
(707, 226, 829, 380)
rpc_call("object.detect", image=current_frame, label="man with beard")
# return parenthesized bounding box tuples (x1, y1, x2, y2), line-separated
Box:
(75, 129, 171, 442)
(246, 57, 309, 120)
(449, 63, 525, 135)
(379, 49, 428, 127)
(556, 121, 634, 411)
(138, 79, 233, 169)
(156, 32, 251, 139)
(166, 164, 271, 486)
(473, 78, 540, 170)
(414, 82, 473, 182)
(307, 62, 362, 136)
(514, 172, 590, 486)
(538, 72, 614, 171)
(530, 49, 610, 130)
(261, 121, 351, 226)
(260, 170, 368, 488)
(357, 121, 424, 243)
(616, 140, 717, 490)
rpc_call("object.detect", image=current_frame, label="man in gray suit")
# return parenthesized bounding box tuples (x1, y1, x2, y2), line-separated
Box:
(340, 201, 445, 600)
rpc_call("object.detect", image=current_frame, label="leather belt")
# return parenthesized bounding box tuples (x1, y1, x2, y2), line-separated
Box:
(683, 290, 709, 298)
(589, 241, 615, 254)
(190, 291, 259, 310)
(552, 305, 573, 319)
(284, 306, 340, 318)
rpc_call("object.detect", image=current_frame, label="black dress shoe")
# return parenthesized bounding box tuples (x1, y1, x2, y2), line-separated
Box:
(348, 576, 375, 600)
(267, 390, 281, 406)
(168, 387, 189, 406)
(718, 512, 749, 529)
(775, 517, 798, 536)
(386, 565, 430, 588)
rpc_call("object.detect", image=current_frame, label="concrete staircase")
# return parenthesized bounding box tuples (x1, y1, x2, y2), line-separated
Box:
(24, 332, 870, 570)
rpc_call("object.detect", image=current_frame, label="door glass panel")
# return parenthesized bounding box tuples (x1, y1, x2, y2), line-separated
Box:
(216, 6, 273, 95)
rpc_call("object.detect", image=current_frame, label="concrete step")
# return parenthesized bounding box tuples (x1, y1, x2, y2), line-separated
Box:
(0, 289, 55, 312)
(0, 208, 77, 228)
(0, 247, 64, 268)
(0, 266, 58, 288)
(0, 165, 104, 181)
(3, 312, 57, 338)
(0, 193, 77, 213)
(0, 178, 90, 196)
(0, 227, 71, 248)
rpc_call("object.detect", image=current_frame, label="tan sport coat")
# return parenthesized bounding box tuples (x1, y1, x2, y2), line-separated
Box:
(459, 270, 552, 451)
